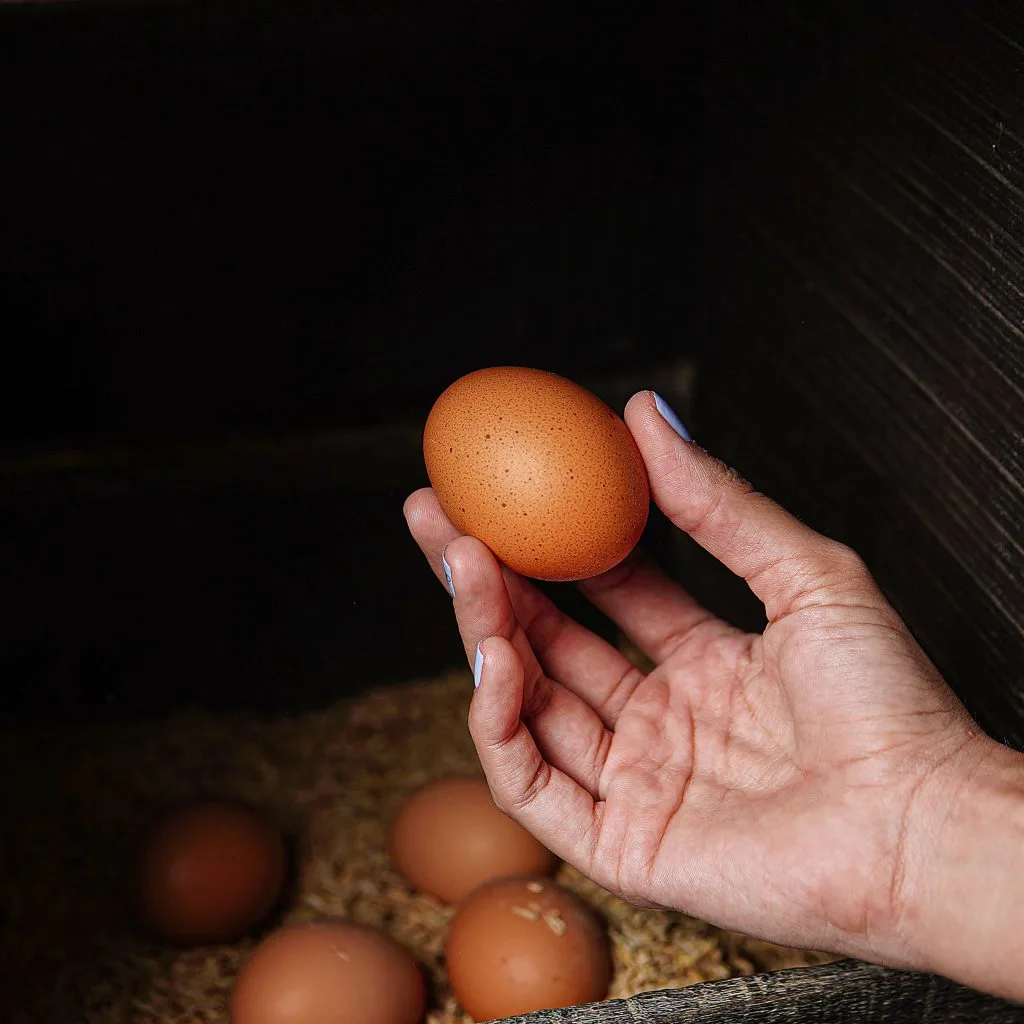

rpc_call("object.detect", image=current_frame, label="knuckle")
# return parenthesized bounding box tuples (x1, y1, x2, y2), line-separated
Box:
(523, 604, 568, 656)
(687, 482, 729, 537)
(720, 462, 755, 495)
(704, 454, 757, 508)
(608, 868, 659, 910)
(580, 551, 643, 596)
(659, 614, 724, 660)
(507, 759, 550, 815)
(589, 727, 613, 781)
(811, 541, 881, 604)
(522, 677, 554, 721)
(676, 458, 754, 537)
(594, 665, 645, 723)
(489, 787, 512, 816)
(827, 541, 871, 583)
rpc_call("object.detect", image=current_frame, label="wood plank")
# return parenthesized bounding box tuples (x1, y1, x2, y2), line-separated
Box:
(502, 961, 1024, 1022)
(694, 0, 1024, 743)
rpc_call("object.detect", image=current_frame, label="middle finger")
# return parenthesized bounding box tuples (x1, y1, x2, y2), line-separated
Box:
(403, 487, 645, 726)
(443, 535, 612, 799)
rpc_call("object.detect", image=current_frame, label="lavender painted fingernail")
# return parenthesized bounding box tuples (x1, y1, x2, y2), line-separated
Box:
(473, 644, 483, 688)
(653, 392, 692, 441)
(442, 545, 455, 597)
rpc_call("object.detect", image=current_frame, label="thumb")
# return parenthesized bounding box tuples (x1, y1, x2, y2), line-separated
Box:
(624, 391, 878, 622)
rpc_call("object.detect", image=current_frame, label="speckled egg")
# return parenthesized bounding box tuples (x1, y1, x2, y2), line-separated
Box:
(445, 875, 612, 1021)
(422, 366, 649, 581)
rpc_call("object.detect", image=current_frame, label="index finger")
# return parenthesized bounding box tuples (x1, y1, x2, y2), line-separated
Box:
(470, 635, 602, 871)
(404, 487, 646, 725)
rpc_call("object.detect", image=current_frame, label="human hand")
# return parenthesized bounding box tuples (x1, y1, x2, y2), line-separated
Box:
(403, 390, 1018, 996)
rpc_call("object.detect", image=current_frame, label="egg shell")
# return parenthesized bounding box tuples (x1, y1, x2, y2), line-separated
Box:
(134, 799, 287, 945)
(389, 776, 557, 904)
(230, 920, 425, 1024)
(445, 874, 612, 1022)
(423, 366, 649, 581)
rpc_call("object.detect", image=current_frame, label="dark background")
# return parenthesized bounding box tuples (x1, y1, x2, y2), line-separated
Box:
(0, 1, 705, 719)
(1, 3, 699, 449)
(2, 0, 1023, 749)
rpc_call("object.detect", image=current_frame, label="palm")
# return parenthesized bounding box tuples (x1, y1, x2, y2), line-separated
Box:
(593, 605, 965, 950)
(404, 391, 973, 963)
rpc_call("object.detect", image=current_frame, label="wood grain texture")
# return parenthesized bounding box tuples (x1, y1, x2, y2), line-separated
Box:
(503, 961, 1024, 1022)
(694, 0, 1024, 743)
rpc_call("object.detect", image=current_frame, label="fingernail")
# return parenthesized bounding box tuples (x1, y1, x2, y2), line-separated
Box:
(653, 392, 691, 441)
(473, 644, 483, 688)
(441, 545, 455, 598)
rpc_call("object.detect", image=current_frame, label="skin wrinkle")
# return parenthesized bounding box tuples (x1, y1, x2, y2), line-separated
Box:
(530, 682, 608, 795)
(714, 672, 738, 776)
(521, 668, 555, 722)
(506, 753, 553, 818)
(580, 549, 645, 595)
(665, 618, 736, 678)
(651, 611, 724, 665)
(591, 727, 615, 801)
(886, 731, 981, 955)
(704, 642, 795, 779)
(681, 477, 739, 550)
(608, 675, 700, 900)
(643, 699, 696, 887)
(594, 664, 645, 727)
(691, 493, 776, 579)
(732, 676, 793, 781)
(748, 549, 822, 620)
(519, 591, 570, 662)
(703, 646, 804, 798)
(754, 654, 809, 768)
(583, 800, 606, 885)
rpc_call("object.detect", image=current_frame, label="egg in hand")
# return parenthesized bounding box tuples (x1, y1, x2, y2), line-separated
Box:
(423, 366, 649, 581)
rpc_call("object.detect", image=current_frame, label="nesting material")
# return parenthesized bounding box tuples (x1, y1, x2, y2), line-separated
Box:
(1, 670, 835, 1024)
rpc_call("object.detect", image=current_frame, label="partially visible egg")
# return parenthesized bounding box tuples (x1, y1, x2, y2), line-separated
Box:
(134, 799, 287, 945)
(230, 920, 425, 1024)
(389, 776, 558, 904)
(423, 366, 649, 581)
(445, 875, 612, 1021)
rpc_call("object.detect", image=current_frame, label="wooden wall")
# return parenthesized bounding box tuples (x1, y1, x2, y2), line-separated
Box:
(693, 0, 1024, 743)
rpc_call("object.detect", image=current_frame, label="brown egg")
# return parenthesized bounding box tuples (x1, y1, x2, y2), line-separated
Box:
(230, 920, 425, 1024)
(445, 875, 612, 1021)
(423, 366, 649, 581)
(134, 799, 286, 945)
(389, 776, 557, 904)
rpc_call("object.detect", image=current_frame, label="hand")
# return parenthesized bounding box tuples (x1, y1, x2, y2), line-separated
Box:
(403, 390, 1008, 990)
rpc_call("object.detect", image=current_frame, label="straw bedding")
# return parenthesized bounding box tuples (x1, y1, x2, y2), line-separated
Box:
(2, 668, 835, 1024)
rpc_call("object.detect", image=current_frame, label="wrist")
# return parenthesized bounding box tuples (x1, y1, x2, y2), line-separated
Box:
(895, 734, 1024, 1000)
